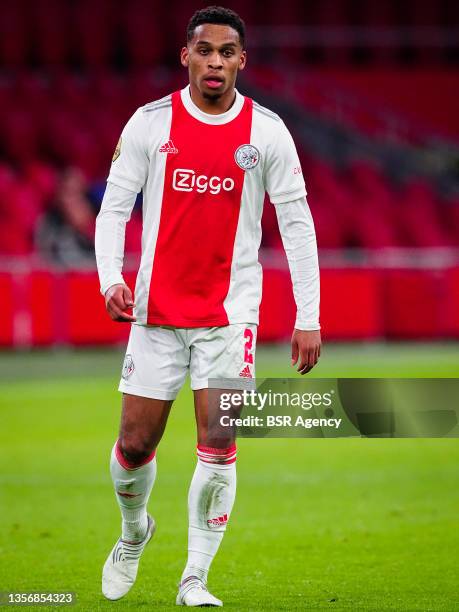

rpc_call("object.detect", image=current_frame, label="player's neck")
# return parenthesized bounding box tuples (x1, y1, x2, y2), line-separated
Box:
(188, 83, 237, 115)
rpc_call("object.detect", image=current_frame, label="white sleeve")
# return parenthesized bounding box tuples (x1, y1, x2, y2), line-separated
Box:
(107, 108, 149, 193)
(274, 196, 320, 330)
(95, 182, 138, 295)
(265, 120, 307, 205)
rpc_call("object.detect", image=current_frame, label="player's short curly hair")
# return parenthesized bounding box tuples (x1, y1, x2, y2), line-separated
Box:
(187, 6, 246, 49)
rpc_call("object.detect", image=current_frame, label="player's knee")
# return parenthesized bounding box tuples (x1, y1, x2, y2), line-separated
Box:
(118, 436, 154, 465)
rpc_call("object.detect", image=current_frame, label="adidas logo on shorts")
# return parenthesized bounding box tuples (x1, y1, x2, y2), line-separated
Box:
(239, 364, 252, 378)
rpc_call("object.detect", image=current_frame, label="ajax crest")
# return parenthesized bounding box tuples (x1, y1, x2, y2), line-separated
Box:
(234, 144, 260, 170)
(122, 354, 135, 379)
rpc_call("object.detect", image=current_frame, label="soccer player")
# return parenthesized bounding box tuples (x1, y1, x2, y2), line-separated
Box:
(95, 6, 321, 607)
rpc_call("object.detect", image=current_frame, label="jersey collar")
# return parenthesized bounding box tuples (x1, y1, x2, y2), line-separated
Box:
(180, 85, 245, 125)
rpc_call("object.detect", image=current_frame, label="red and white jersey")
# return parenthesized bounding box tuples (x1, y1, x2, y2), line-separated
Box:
(107, 86, 306, 327)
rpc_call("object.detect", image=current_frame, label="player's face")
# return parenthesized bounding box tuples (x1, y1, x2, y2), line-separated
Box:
(181, 24, 246, 100)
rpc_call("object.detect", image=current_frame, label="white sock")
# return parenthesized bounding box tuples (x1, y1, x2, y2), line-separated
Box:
(181, 444, 237, 585)
(110, 440, 157, 543)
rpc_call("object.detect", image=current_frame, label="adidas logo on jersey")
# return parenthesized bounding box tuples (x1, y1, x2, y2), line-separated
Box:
(159, 139, 178, 154)
(207, 514, 228, 527)
(239, 364, 252, 378)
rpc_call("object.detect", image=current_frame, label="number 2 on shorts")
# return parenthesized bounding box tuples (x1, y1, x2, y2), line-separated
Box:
(243, 328, 254, 364)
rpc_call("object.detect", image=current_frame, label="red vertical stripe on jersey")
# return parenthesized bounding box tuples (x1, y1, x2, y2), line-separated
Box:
(146, 92, 253, 326)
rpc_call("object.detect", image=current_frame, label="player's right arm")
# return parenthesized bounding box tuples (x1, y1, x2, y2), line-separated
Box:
(95, 108, 149, 322)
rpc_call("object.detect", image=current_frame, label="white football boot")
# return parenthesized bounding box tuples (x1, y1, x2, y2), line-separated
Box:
(102, 514, 155, 600)
(176, 577, 223, 607)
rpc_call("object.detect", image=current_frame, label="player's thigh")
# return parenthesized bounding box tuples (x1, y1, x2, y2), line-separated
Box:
(193, 388, 236, 448)
(120, 393, 173, 453)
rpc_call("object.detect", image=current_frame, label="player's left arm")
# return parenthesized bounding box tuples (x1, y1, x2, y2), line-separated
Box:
(275, 197, 321, 374)
(264, 119, 321, 374)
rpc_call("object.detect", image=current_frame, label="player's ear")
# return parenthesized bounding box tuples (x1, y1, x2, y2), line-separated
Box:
(238, 50, 247, 71)
(181, 46, 189, 68)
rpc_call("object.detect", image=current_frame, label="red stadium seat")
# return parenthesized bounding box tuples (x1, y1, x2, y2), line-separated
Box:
(31, 0, 70, 65)
(3, 109, 40, 164)
(0, 3, 30, 67)
(25, 162, 58, 205)
(345, 160, 401, 247)
(400, 180, 450, 247)
(8, 183, 45, 231)
(72, 0, 114, 67)
(0, 178, 43, 254)
(310, 198, 347, 249)
(306, 158, 357, 246)
(311, 0, 351, 64)
(122, 0, 165, 67)
(0, 164, 16, 197)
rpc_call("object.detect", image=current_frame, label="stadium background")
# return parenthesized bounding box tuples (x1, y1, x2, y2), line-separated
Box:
(1, 1, 458, 610)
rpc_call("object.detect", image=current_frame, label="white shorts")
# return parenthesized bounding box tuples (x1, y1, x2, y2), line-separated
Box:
(118, 323, 257, 400)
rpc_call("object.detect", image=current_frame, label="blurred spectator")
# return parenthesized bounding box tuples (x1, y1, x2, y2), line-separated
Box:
(36, 168, 96, 265)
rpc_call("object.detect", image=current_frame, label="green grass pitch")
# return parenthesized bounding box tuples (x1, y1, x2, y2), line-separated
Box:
(1, 343, 458, 611)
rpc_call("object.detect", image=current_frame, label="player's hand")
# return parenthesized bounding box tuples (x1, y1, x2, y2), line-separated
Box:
(104, 284, 136, 322)
(291, 329, 321, 375)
